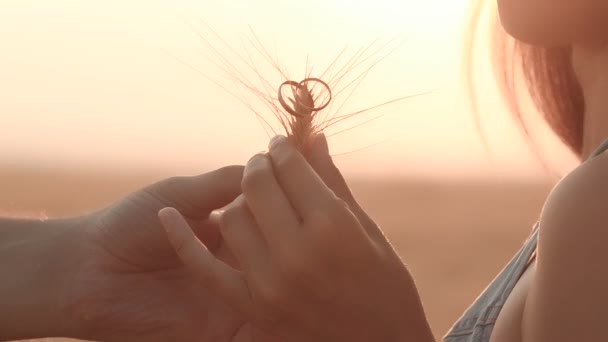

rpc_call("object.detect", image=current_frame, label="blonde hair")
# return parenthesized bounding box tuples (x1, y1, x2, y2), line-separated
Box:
(466, 0, 585, 157)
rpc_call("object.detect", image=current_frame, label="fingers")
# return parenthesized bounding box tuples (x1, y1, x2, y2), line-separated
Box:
(265, 135, 340, 220)
(188, 216, 223, 251)
(241, 153, 301, 248)
(307, 133, 357, 205)
(307, 134, 380, 235)
(151, 165, 245, 218)
(220, 195, 273, 275)
(158, 207, 252, 315)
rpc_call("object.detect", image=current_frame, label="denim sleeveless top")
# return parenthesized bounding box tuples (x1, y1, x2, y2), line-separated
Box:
(443, 139, 608, 342)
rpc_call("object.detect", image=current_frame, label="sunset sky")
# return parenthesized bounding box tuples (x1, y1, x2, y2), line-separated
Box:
(0, 1, 579, 179)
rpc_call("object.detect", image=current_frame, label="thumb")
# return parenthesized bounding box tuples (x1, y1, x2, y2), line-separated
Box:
(148, 165, 244, 219)
(307, 134, 380, 235)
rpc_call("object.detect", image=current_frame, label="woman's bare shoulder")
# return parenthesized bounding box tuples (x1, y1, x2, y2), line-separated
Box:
(521, 151, 608, 341)
(540, 151, 608, 236)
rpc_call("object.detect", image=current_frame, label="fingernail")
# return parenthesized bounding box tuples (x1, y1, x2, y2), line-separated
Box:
(158, 207, 178, 227)
(311, 133, 329, 155)
(158, 207, 176, 218)
(269, 135, 286, 150)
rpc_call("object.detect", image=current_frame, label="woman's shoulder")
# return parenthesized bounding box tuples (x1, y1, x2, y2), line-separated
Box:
(521, 150, 608, 341)
(540, 149, 608, 236)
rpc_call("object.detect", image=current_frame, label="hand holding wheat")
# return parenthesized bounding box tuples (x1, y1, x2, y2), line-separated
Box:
(158, 131, 434, 341)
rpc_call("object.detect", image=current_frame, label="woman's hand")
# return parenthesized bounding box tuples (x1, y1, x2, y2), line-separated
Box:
(160, 135, 435, 342)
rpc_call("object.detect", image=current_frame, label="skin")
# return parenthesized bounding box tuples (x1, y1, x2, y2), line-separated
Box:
(159, 134, 434, 342)
(573, 47, 608, 159)
(159, 2, 608, 341)
(0, 135, 433, 341)
(5, 1, 608, 340)
(0, 167, 282, 341)
(493, 1, 608, 341)
(0, 133, 434, 341)
(497, 0, 608, 46)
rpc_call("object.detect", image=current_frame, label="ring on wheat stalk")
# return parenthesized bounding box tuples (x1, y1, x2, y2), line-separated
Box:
(278, 77, 332, 118)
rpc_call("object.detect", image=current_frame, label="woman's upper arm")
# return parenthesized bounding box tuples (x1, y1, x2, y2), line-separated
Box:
(522, 152, 608, 342)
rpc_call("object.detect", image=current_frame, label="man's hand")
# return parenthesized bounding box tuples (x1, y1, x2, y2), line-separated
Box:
(63, 166, 280, 341)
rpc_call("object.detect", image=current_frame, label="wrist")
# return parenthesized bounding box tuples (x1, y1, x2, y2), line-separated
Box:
(0, 215, 91, 340)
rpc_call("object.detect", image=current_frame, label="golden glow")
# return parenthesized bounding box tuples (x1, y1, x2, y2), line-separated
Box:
(0, 0, 578, 179)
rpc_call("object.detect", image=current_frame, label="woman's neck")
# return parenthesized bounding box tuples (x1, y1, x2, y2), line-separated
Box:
(573, 43, 608, 159)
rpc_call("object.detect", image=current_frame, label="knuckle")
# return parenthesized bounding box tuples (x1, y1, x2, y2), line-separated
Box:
(332, 196, 351, 212)
(305, 199, 360, 244)
(272, 149, 300, 173)
(171, 234, 190, 255)
(219, 206, 240, 230)
(216, 164, 245, 176)
(328, 198, 357, 225)
(253, 281, 292, 321)
(206, 165, 245, 186)
(241, 164, 272, 194)
(205, 165, 244, 181)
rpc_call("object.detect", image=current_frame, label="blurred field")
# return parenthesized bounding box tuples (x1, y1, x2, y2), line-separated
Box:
(0, 164, 553, 341)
